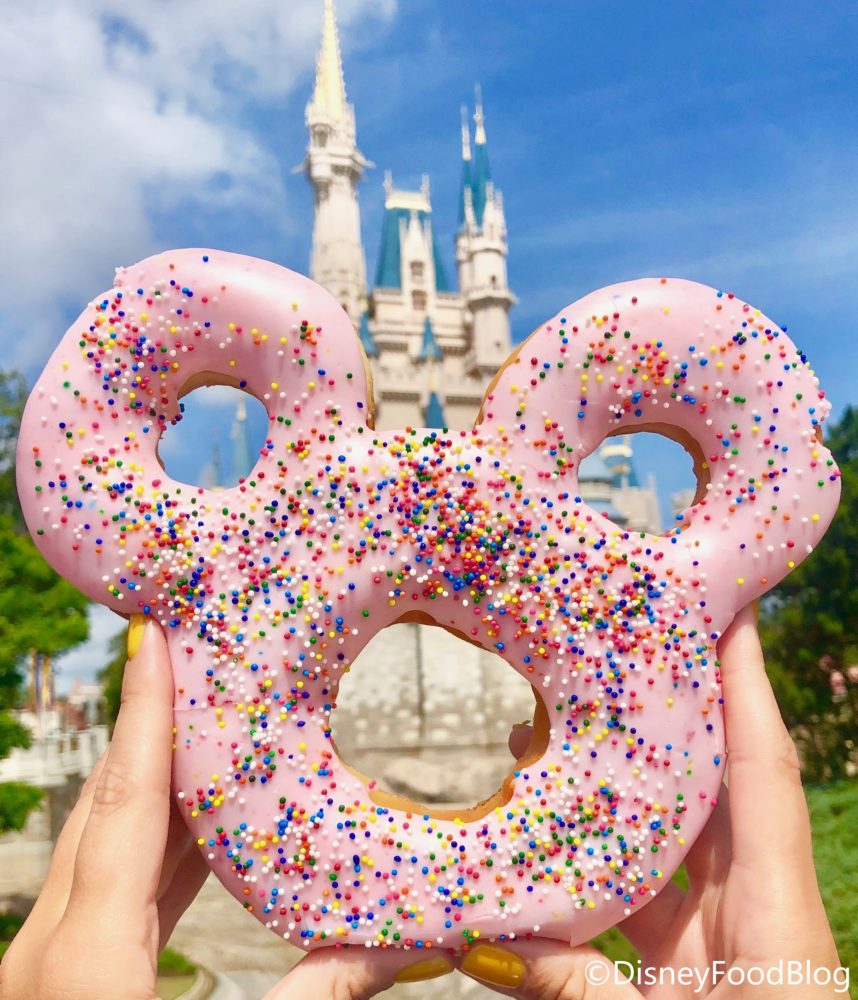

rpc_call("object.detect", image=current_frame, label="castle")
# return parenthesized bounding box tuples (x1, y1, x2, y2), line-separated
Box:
(210, 1, 663, 803)
(297, 0, 661, 534)
(300, 0, 514, 431)
(287, 2, 665, 803)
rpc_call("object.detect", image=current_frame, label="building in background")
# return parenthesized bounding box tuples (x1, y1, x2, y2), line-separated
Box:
(588, 434, 662, 533)
(298, 0, 661, 528)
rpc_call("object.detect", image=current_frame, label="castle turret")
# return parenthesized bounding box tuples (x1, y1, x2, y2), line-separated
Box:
(374, 174, 451, 325)
(419, 316, 446, 428)
(458, 105, 475, 231)
(302, 0, 370, 320)
(456, 89, 515, 376)
(230, 396, 252, 480)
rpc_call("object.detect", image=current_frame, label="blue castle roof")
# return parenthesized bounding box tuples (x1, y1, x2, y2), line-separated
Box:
(358, 311, 379, 358)
(471, 138, 491, 228)
(374, 206, 452, 292)
(602, 449, 640, 488)
(578, 451, 614, 483)
(424, 390, 446, 428)
(418, 316, 443, 362)
(459, 93, 493, 230)
(458, 149, 472, 226)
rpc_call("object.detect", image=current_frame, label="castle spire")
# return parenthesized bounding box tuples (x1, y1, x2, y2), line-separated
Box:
(230, 396, 252, 481)
(473, 83, 487, 145)
(303, 0, 370, 320)
(311, 0, 347, 122)
(424, 389, 446, 428)
(422, 321, 446, 427)
(461, 103, 472, 160)
(472, 84, 492, 227)
(417, 315, 443, 362)
(458, 104, 472, 227)
(455, 84, 514, 376)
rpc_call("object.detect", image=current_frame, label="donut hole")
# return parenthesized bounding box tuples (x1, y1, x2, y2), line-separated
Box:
(580, 424, 708, 533)
(330, 620, 545, 820)
(156, 381, 268, 487)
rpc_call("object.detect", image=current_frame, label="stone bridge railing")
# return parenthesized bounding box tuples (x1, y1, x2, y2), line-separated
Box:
(0, 726, 109, 789)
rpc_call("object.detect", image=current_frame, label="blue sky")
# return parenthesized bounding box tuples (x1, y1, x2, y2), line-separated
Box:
(164, 0, 858, 520)
(2, 0, 856, 688)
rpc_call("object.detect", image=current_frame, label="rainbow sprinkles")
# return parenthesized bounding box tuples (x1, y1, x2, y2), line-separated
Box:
(17, 249, 840, 951)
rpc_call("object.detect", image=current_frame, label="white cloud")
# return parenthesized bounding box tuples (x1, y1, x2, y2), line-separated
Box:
(513, 194, 858, 336)
(0, 0, 396, 369)
(99, 0, 396, 105)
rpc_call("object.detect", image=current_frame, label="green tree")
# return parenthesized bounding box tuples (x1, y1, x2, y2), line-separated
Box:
(760, 405, 857, 781)
(0, 370, 90, 832)
(0, 515, 90, 706)
(0, 370, 27, 525)
(0, 714, 41, 831)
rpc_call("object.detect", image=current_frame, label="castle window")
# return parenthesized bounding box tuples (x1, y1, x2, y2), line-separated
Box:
(410, 261, 424, 283)
(412, 290, 427, 311)
(490, 274, 498, 287)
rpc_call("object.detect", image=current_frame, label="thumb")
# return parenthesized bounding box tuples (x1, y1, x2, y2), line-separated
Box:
(459, 941, 644, 999)
(263, 946, 455, 1000)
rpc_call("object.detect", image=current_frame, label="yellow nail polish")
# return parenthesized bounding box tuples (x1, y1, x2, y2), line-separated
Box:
(394, 956, 454, 983)
(461, 943, 526, 989)
(127, 614, 146, 659)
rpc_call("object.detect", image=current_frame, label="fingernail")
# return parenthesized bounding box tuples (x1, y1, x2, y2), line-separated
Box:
(461, 943, 526, 989)
(394, 956, 454, 983)
(126, 614, 147, 659)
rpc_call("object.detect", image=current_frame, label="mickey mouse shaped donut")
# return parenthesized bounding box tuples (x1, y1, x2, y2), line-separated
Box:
(17, 249, 840, 951)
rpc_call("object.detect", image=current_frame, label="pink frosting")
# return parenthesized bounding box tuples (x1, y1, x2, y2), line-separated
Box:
(17, 250, 840, 951)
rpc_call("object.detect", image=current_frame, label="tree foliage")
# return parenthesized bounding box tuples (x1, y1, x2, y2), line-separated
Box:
(0, 368, 90, 703)
(0, 713, 32, 758)
(0, 515, 90, 703)
(0, 370, 27, 526)
(760, 405, 857, 780)
(0, 370, 88, 832)
(0, 783, 43, 832)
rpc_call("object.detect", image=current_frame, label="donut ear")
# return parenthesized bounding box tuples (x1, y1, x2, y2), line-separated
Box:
(16, 249, 374, 613)
(478, 278, 841, 623)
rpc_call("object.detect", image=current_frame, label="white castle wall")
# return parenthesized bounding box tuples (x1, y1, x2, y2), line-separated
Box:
(0, 725, 108, 789)
(332, 623, 536, 805)
(0, 726, 109, 894)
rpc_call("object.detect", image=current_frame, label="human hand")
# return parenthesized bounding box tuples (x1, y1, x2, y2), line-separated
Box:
(0, 618, 456, 999)
(459, 604, 846, 998)
(0, 618, 210, 999)
(4, 609, 844, 999)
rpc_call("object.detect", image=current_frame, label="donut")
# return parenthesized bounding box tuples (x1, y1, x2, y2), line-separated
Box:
(17, 249, 840, 951)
